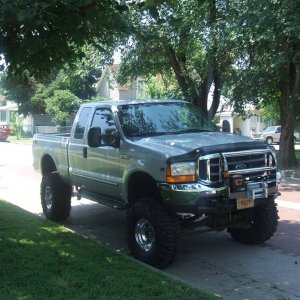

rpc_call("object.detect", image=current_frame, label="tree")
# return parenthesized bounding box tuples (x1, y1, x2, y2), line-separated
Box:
(145, 75, 183, 99)
(224, 0, 300, 168)
(260, 102, 280, 125)
(0, 0, 127, 77)
(31, 63, 100, 114)
(117, 0, 231, 120)
(0, 71, 39, 116)
(1, 45, 103, 116)
(10, 113, 24, 139)
(45, 90, 80, 127)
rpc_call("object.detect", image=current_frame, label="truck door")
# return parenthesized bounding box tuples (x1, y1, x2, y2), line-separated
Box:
(82, 107, 122, 198)
(68, 107, 92, 185)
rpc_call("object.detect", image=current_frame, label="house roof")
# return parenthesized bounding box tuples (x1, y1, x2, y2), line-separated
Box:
(0, 101, 18, 111)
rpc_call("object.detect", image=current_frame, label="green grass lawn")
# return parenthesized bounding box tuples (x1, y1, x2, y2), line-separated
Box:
(0, 200, 218, 300)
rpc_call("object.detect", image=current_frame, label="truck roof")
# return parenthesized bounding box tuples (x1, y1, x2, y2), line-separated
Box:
(80, 99, 187, 108)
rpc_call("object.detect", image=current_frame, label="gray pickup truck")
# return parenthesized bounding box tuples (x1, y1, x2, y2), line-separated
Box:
(33, 99, 281, 268)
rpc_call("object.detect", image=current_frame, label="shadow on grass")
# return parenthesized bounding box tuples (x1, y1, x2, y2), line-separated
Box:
(0, 200, 216, 300)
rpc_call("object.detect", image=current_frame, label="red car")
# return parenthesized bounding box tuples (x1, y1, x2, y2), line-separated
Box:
(0, 123, 11, 142)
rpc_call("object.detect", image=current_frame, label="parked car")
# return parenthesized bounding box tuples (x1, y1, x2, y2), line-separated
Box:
(0, 123, 11, 142)
(255, 125, 300, 144)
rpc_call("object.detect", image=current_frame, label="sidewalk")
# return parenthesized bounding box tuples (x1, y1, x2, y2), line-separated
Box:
(278, 172, 300, 205)
(281, 169, 300, 180)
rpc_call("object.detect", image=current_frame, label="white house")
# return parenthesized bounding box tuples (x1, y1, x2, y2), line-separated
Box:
(96, 64, 145, 100)
(219, 105, 271, 137)
(0, 96, 18, 124)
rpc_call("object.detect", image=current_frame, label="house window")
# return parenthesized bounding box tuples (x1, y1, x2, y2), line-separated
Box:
(0, 111, 5, 122)
(136, 79, 145, 99)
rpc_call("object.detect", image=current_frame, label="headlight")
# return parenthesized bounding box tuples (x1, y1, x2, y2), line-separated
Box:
(166, 162, 197, 183)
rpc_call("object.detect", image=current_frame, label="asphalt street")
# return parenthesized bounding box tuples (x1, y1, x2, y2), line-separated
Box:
(0, 142, 299, 300)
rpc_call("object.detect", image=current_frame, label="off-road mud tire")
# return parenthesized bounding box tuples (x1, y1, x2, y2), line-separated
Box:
(127, 198, 179, 268)
(228, 197, 278, 244)
(40, 172, 72, 222)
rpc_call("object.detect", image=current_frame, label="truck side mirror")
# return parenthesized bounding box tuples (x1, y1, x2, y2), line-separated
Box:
(88, 127, 120, 148)
(88, 127, 101, 148)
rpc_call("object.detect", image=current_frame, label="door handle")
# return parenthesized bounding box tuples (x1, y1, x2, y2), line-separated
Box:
(83, 147, 87, 158)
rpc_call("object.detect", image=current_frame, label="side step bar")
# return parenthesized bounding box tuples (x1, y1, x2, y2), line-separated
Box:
(73, 190, 128, 210)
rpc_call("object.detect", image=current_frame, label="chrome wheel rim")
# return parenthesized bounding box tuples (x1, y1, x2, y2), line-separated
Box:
(135, 218, 155, 252)
(44, 186, 53, 210)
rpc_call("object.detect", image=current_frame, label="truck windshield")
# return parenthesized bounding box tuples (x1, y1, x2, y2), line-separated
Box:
(117, 102, 218, 138)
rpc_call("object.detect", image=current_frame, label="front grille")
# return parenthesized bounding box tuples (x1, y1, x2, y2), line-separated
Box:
(198, 149, 276, 183)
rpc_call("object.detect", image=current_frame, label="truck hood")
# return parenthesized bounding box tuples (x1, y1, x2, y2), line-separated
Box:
(134, 132, 264, 158)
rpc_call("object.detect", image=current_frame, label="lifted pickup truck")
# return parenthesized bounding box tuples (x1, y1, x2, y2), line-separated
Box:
(33, 100, 281, 268)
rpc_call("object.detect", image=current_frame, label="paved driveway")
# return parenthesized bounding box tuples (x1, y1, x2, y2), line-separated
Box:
(1, 142, 299, 300)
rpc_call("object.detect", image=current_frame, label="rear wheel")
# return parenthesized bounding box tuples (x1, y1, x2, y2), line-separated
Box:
(127, 198, 178, 268)
(228, 197, 278, 244)
(41, 173, 72, 221)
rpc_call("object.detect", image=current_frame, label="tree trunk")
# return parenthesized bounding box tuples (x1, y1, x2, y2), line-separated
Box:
(164, 45, 190, 101)
(197, 74, 211, 116)
(208, 69, 223, 120)
(278, 72, 298, 169)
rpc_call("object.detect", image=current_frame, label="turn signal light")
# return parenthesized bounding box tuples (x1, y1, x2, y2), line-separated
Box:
(166, 165, 196, 183)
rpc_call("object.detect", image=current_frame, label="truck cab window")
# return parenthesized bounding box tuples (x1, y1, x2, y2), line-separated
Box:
(74, 107, 92, 139)
(91, 108, 116, 134)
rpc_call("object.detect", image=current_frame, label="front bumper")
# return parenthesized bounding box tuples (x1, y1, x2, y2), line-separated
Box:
(159, 180, 279, 215)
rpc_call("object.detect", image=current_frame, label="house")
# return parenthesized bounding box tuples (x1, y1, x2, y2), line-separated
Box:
(96, 64, 145, 100)
(0, 95, 18, 124)
(23, 113, 60, 135)
(0, 95, 73, 135)
(218, 105, 271, 137)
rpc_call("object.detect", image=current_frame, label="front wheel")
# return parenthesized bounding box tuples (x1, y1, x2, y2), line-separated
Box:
(127, 198, 178, 268)
(266, 137, 273, 144)
(40, 173, 72, 221)
(228, 197, 278, 244)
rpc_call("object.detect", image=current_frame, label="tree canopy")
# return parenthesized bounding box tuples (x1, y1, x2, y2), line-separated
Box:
(117, 0, 300, 168)
(118, 0, 230, 120)
(223, 0, 300, 168)
(45, 89, 80, 126)
(0, 46, 102, 116)
(0, 0, 127, 76)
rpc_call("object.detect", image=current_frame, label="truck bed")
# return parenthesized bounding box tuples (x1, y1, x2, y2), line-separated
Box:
(33, 132, 71, 178)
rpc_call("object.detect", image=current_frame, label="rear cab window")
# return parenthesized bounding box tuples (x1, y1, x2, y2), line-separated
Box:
(74, 107, 92, 139)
